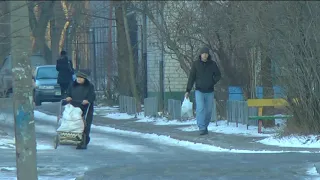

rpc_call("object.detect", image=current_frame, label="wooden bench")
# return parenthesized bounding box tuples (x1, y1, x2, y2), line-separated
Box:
(247, 99, 293, 133)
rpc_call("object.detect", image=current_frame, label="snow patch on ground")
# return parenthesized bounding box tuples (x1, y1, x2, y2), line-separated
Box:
(0, 113, 14, 125)
(306, 166, 320, 176)
(95, 106, 119, 111)
(0, 139, 54, 151)
(92, 125, 318, 154)
(179, 120, 273, 137)
(104, 113, 136, 119)
(0, 137, 54, 150)
(0, 138, 15, 149)
(104, 111, 195, 125)
(34, 111, 57, 122)
(94, 106, 119, 116)
(136, 116, 196, 126)
(258, 135, 320, 148)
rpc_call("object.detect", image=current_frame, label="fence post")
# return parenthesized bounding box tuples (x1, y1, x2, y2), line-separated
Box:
(119, 96, 124, 113)
(168, 99, 172, 119)
(174, 100, 181, 120)
(144, 98, 148, 117)
(244, 101, 249, 128)
(211, 99, 218, 126)
(226, 100, 229, 125)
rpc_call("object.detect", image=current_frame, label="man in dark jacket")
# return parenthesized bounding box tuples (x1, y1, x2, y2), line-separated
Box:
(56, 50, 74, 97)
(65, 71, 96, 149)
(185, 47, 221, 135)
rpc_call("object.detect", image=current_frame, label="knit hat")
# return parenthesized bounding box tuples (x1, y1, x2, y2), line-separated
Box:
(200, 47, 210, 54)
(76, 71, 88, 79)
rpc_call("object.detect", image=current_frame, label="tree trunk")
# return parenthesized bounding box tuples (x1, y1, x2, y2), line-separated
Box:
(115, 2, 130, 96)
(11, 1, 38, 178)
(28, 1, 54, 64)
(122, 2, 141, 108)
(261, 49, 275, 127)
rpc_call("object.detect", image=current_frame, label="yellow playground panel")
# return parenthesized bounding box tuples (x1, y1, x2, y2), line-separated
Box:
(247, 99, 292, 133)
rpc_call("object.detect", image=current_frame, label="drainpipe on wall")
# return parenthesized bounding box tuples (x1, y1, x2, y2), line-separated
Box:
(159, 3, 165, 112)
(143, 1, 148, 99)
(107, 0, 113, 92)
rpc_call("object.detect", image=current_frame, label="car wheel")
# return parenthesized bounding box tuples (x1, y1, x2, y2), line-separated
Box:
(34, 93, 41, 106)
(35, 98, 41, 106)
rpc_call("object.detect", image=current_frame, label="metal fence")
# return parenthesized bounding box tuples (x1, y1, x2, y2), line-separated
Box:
(119, 95, 136, 115)
(226, 100, 258, 127)
(167, 99, 181, 120)
(144, 97, 158, 117)
(226, 100, 248, 126)
(64, 26, 117, 92)
(248, 107, 258, 126)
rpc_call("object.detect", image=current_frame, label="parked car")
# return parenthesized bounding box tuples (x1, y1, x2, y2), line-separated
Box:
(33, 65, 62, 106)
(0, 54, 46, 97)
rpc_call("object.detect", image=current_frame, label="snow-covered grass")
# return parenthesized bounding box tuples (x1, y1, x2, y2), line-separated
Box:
(258, 135, 320, 148)
(92, 125, 318, 153)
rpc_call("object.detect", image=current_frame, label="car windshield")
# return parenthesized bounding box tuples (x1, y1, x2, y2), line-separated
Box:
(36, 67, 58, 79)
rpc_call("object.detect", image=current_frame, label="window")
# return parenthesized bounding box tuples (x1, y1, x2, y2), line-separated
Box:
(36, 67, 58, 79)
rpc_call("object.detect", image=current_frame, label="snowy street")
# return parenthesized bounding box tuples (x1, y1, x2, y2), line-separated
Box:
(0, 102, 319, 179)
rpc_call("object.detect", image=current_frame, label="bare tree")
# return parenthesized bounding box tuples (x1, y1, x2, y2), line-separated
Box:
(28, 1, 54, 63)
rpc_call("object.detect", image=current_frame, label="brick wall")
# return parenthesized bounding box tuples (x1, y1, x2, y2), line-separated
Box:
(143, 3, 189, 94)
(163, 52, 188, 92)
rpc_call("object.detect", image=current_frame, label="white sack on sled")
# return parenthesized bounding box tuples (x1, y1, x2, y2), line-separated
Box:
(57, 104, 84, 133)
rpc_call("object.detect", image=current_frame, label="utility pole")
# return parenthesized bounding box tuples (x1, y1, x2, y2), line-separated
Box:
(10, 1, 38, 180)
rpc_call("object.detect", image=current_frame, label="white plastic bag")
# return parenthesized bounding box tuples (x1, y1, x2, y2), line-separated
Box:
(57, 104, 84, 133)
(181, 97, 193, 118)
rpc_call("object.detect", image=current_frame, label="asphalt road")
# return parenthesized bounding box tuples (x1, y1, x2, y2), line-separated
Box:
(0, 102, 319, 180)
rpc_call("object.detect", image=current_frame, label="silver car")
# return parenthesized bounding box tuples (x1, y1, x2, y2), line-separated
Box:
(33, 65, 62, 106)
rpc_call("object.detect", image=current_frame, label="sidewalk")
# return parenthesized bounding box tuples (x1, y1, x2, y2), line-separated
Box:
(75, 114, 320, 180)
(91, 114, 320, 152)
(34, 104, 319, 152)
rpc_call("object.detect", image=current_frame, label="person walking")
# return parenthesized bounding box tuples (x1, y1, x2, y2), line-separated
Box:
(56, 50, 74, 97)
(65, 71, 96, 149)
(185, 47, 221, 135)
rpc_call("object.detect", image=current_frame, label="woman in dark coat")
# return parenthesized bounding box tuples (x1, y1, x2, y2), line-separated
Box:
(65, 71, 96, 149)
(56, 51, 74, 97)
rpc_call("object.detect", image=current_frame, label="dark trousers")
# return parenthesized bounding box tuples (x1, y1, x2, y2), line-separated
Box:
(80, 104, 93, 146)
(84, 105, 93, 145)
(59, 83, 69, 97)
